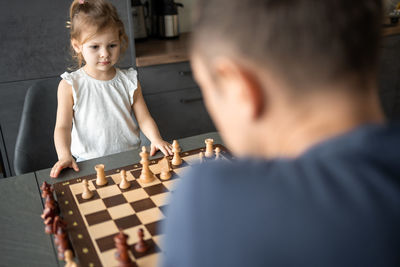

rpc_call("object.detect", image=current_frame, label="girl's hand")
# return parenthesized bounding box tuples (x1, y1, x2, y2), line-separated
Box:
(50, 156, 80, 178)
(150, 139, 173, 156)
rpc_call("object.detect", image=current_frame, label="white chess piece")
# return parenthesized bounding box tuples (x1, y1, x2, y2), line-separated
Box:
(215, 147, 221, 160)
(172, 140, 182, 166)
(199, 152, 204, 163)
(139, 146, 156, 183)
(119, 169, 130, 189)
(205, 138, 214, 158)
(160, 157, 172, 180)
(82, 179, 93, 200)
(95, 164, 107, 186)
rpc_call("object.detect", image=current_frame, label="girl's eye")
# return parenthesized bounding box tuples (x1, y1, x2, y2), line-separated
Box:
(90, 45, 99, 49)
(109, 44, 118, 48)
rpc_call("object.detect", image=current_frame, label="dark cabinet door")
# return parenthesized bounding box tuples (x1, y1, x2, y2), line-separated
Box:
(144, 87, 216, 141)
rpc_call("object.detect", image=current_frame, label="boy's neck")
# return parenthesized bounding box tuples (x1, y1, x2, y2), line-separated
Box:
(253, 85, 385, 158)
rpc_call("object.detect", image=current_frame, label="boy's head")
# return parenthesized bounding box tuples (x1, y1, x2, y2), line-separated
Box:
(190, 0, 383, 156)
(68, 0, 128, 67)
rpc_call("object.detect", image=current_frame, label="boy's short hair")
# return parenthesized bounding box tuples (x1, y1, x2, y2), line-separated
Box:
(191, 0, 382, 92)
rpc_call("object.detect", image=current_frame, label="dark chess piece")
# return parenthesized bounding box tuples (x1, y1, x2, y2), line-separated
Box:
(53, 216, 69, 260)
(41, 181, 55, 199)
(52, 215, 67, 236)
(134, 228, 149, 253)
(41, 182, 59, 214)
(114, 230, 135, 267)
(41, 196, 58, 234)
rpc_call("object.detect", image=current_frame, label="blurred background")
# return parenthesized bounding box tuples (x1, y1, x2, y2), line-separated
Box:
(0, 0, 399, 178)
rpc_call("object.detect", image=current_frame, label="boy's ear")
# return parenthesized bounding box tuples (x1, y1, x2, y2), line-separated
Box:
(214, 58, 265, 120)
(71, 39, 82, 53)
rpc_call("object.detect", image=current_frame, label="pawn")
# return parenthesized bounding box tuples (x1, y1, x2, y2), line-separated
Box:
(54, 218, 69, 260)
(159, 157, 171, 180)
(81, 179, 93, 200)
(199, 152, 204, 163)
(64, 250, 78, 267)
(134, 228, 149, 253)
(95, 164, 107, 186)
(119, 170, 130, 189)
(215, 147, 221, 160)
(114, 230, 135, 266)
(171, 140, 182, 166)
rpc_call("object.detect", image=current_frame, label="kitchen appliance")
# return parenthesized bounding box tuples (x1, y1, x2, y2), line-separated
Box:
(155, 0, 184, 38)
(132, 0, 148, 40)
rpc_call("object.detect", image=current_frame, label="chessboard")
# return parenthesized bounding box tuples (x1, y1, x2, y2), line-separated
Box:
(52, 144, 229, 267)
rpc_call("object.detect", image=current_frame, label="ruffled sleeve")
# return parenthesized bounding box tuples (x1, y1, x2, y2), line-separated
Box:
(60, 72, 73, 85)
(60, 71, 78, 108)
(120, 68, 138, 105)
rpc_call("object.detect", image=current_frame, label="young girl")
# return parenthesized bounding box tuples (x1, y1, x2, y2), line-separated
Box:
(50, 0, 172, 178)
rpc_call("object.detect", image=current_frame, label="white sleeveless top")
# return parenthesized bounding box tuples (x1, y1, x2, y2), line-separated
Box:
(61, 68, 141, 161)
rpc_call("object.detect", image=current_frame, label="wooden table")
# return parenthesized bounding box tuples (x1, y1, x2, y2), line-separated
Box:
(135, 33, 190, 67)
(0, 132, 222, 266)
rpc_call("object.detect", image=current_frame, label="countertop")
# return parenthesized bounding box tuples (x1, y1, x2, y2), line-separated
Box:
(135, 32, 190, 67)
(383, 23, 400, 36)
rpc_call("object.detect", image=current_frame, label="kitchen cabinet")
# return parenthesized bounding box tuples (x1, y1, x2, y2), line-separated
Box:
(378, 34, 400, 121)
(138, 61, 216, 141)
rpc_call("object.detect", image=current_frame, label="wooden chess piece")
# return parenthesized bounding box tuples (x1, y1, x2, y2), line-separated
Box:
(199, 152, 204, 163)
(81, 179, 93, 199)
(119, 169, 130, 189)
(114, 230, 135, 267)
(54, 217, 69, 260)
(41, 195, 58, 234)
(139, 146, 156, 183)
(52, 216, 67, 243)
(160, 156, 171, 180)
(64, 250, 78, 267)
(205, 138, 214, 158)
(95, 164, 107, 186)
(171, 140, 182, 166)
(40, 181, 53, 198)
(215, 147, 221, 160)
(134, 228, 149, 253)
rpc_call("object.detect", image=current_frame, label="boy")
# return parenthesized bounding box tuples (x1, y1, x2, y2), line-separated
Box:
(163, 0, 400, 266)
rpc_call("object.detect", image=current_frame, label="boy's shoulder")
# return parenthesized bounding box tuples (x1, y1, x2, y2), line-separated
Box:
(179, 123, 400, 198)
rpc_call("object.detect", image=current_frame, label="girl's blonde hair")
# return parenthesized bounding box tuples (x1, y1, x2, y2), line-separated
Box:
(67, 0, 129, 68)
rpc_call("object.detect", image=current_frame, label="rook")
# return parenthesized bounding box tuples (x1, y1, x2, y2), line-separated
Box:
(205, 138, 214, 158)
(95, 164, 107, 186)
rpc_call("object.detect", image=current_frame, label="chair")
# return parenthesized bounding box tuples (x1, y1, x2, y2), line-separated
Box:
(14, 77, 151, 175)
(14, 78, 59, 175)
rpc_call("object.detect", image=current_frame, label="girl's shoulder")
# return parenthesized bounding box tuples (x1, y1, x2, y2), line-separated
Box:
(117, 67, 138, 86)
(60, 68, 85, 85)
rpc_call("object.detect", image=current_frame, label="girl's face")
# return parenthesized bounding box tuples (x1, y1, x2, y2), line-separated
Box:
(73, 27, 121, 76)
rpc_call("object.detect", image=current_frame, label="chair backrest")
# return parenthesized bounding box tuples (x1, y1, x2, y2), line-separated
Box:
(14, 78, 59, 175)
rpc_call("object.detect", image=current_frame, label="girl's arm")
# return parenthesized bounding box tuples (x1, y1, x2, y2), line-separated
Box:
(133, 82, 172, 156)
(50, 80, 79, 178)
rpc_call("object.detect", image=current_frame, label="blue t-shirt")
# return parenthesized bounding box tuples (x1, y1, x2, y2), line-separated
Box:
(162, 123, 400, 267)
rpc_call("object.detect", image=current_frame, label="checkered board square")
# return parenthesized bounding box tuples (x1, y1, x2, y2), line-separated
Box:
(53, 145, 229, 267)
